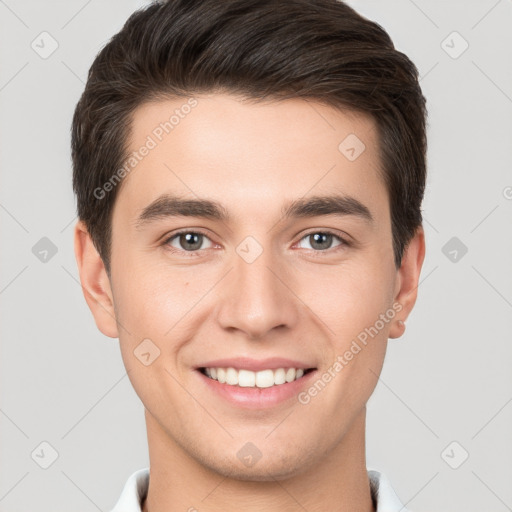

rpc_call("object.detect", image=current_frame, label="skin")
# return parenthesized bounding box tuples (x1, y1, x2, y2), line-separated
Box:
(74, 93, 425, 512)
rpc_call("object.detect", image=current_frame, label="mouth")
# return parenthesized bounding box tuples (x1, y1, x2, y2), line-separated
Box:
(194, 357, 319, 409)
(198, 366, 316, 389)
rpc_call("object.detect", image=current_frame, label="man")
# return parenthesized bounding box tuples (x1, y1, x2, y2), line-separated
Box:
(72, 0, 427, 510)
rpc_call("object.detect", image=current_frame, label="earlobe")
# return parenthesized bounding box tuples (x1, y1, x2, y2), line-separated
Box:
(389, 226, 426, 339)
(73, 220, 119, 339)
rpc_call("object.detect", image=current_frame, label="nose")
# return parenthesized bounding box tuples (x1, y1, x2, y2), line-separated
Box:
(215, 244, 300, 340)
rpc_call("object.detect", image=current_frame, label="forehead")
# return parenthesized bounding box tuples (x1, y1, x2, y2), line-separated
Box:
(114, 93, 387, 227)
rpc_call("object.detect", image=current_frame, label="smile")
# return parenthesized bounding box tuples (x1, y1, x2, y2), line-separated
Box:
(199, 367, 315, 388)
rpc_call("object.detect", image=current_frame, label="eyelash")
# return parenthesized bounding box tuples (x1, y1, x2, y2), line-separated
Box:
(162, 228, 351, 258)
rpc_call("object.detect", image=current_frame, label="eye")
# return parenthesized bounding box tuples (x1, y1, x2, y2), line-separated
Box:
(162, 229, 350, 257)
(295, 231, 349, 252)
(164, 230, 214, 254)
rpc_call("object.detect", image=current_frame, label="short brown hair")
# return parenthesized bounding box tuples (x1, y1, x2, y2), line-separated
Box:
(72, 0, 427, 275)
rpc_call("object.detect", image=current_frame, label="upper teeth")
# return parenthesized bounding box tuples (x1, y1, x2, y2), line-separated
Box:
(204, 367, 306, 388)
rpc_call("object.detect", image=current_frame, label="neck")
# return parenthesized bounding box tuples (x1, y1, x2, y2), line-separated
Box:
(142, 408, 375, 512)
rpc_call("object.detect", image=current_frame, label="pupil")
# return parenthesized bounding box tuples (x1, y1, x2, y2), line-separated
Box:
(311, 233, 332, 250)
(181, 233, 202, 251)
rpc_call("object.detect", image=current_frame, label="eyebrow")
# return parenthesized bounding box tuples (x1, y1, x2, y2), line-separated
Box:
(134, 193, 373, 229)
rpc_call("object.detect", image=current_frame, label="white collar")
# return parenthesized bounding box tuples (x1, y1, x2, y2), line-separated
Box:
(110, 467, 409, 512)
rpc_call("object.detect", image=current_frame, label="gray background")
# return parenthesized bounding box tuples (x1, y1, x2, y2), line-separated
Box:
(1, 1, 511, 511)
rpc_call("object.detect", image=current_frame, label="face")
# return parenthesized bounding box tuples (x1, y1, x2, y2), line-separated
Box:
(75, 93, 424, 481)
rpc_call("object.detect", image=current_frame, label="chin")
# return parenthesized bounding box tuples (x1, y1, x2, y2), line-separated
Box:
(202, 450, 314, 482)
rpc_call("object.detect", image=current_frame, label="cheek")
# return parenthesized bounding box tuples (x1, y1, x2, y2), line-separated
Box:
(300, 258, 395, 345)
(112, 259, 195, 338)
(294, 264, 393, 427)
(111, 266, 197, 413)
(112, 261, 218, 384)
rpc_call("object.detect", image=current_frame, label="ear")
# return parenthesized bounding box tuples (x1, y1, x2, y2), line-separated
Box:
(73, 220, 119, 338)
(388, 226, 426, 339)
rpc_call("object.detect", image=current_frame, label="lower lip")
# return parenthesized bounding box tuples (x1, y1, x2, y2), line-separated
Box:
(196, 369, 317, 409)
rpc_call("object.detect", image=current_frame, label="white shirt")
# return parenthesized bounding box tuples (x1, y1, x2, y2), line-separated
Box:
(110, 467, 409, 511)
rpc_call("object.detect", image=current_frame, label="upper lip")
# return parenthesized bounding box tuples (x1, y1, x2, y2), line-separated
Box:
(196, 357, 316, 372)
